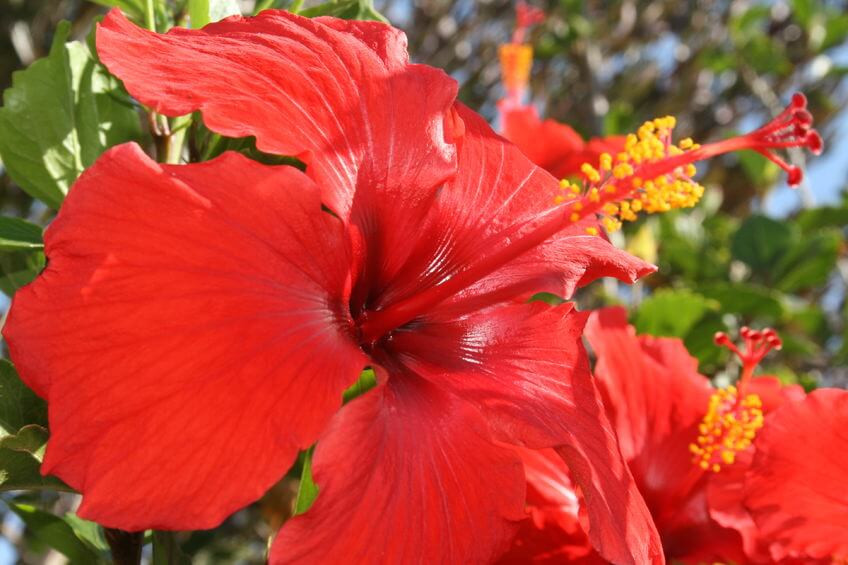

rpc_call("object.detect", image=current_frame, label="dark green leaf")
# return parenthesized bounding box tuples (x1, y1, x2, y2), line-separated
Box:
(773, 230, 840, 292)
(63, 514, 111, 553)
(0, 426, 69, 492)
(294, 446, 318, 515)
(0, 249, 45, 296)
(0, 217, 43, 251)
(633, 289, 713, 338)
(300, 0, 388, 22)
(9, 504, 102, 563)
(700, 283, 784, 319)
(795, 205, 848, 233)
(0, 359, 47, 434)
(730, 215, 793, 273)
(0, 21, 142, 208)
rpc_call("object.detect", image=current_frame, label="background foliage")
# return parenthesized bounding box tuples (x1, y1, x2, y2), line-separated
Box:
(0, 0, 845, 562)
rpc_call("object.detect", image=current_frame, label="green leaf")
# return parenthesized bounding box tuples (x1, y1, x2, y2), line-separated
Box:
(730, 215, 793, 273)
(63, 514, 110, 553)
(9, 504, 102, 563)
(0, 217, 43, 251)
(0, 426, 69, 493)
(0, 359, 47, 434)
(0, 21, 142, 209)
(300, 0, 388, 22)
(795, 204, 848, 233)
(700, 283, 784, 319)
(773, 230, 840, 292)
(189, 0, 241, 29)
(633, 289, 713, 338)
(0, 249, 45, 297)
(294, 446, 318, 515)
(87, 0, 147, 20)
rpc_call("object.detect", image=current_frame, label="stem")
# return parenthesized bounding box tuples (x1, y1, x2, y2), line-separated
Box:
(144, 0, 156, 32)
(104, 528, 143, 565)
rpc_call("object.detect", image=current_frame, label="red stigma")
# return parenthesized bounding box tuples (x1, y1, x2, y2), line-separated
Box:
(512, 2, 545, 44)
(714, 327, 783, 372)
(742, 93, 823, 186)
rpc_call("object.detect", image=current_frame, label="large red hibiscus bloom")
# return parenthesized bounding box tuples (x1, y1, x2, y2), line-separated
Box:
(506, 308, 834, 563)
(3, 9, 666, 565)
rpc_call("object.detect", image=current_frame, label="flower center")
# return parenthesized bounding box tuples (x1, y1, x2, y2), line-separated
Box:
(689, 327, 783, 472)
(357, 97, 820, 344)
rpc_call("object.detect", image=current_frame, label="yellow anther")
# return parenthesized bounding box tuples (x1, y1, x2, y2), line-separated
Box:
(559, 179, 570, 189)
(692, 388, 764, 473)
(553, 195, 565, 205)
(585, 226, 598, 236)
(573, 202, 583, 211)
(564, 114, 707, 235)
(569, 213, 580, 222)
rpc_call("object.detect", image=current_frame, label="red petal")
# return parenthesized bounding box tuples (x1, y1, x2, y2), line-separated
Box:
(499, 103, 626, 179)
(270, 376, 525, 564)
(387, 302, 664, 564)
(586, 307, 748, 561)
(744, 388, 848, 559)
(96, 9, 458, 224)
(499, 103, 584, 176)
(2, 145, 366, 530)
(499, 448, 604, 564)
(376, 105, 653, 314)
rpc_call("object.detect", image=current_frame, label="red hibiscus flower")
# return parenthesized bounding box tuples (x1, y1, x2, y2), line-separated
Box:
(496, 4, 626, 180)
(743, 388, 848, 561)
(507, 307, 837, 563)
(2, 9, 667, 565)
(1, 8, 820, 563)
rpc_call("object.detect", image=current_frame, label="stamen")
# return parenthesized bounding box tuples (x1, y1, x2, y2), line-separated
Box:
(689, 327, 782, 472)
(498, 2, 545, 105)
(553, 94, 822, 235)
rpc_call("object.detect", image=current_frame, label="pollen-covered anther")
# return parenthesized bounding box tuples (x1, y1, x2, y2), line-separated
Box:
(689, 386, 764, 472)
(553, 115, 706, 233)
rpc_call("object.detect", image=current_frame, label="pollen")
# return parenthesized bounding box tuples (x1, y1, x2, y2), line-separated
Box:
(690, 326, 783, 473)
(552, 114, 706, 232)
(689, 386, 764, 473)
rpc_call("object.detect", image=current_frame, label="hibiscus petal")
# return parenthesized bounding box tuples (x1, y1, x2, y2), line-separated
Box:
(270, 375, 526, 564)
(499, 103, 626, 180)
(96, 9, 459, 225)
(387, 302, 664, 564)
(706, 376, 807, 561)
(377, 104, 653, 313)
(585, 308, 747, 561)
(744, 388, 848, 559)
(499, 447, 603, 564)
(2, 145, 367, 530)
